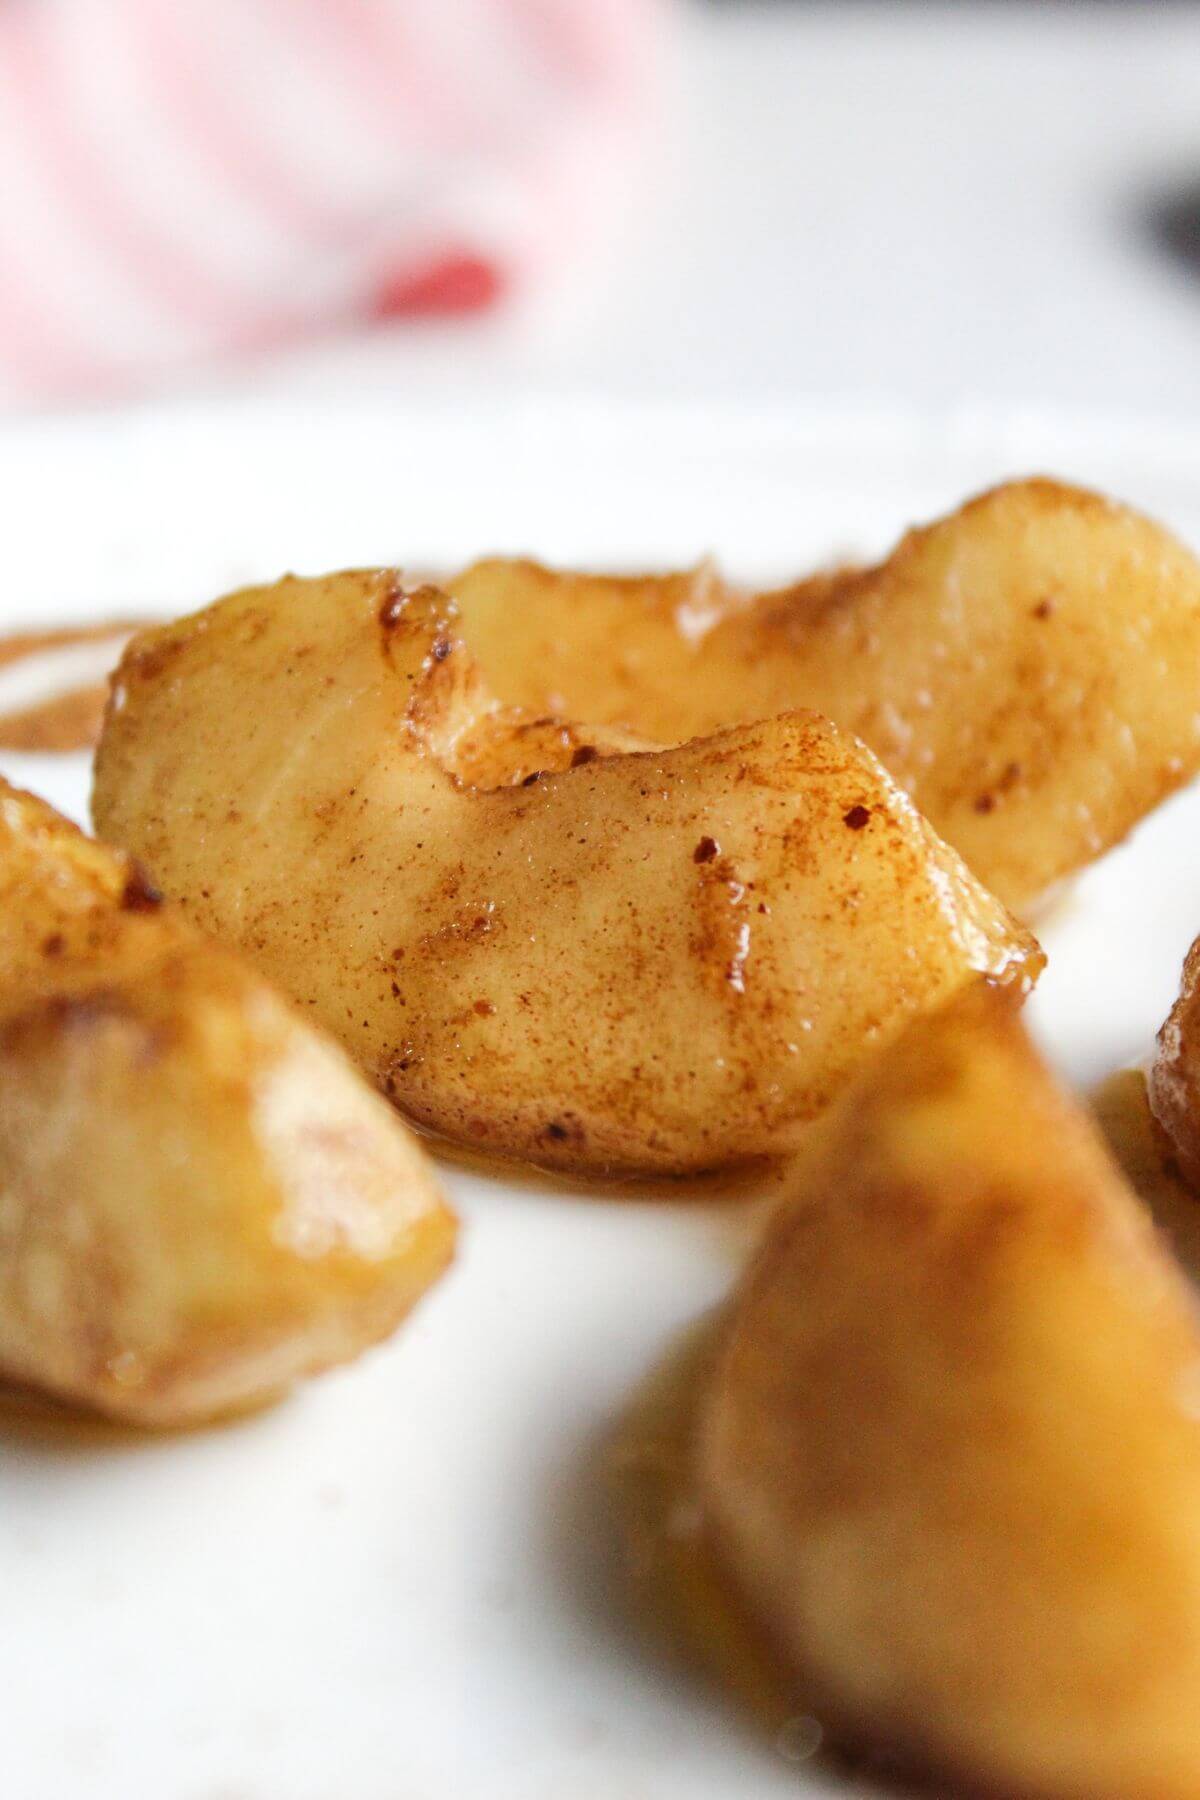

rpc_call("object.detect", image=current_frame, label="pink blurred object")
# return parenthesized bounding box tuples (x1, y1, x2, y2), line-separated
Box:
(0, 0, 663, 404)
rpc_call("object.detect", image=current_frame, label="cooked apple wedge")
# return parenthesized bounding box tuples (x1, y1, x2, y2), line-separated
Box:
(0, 781, 454, 1426)
(92, 574, 1040, 1176)
(701, 981, 1200, 1800)
(451, 479, 1200, 910)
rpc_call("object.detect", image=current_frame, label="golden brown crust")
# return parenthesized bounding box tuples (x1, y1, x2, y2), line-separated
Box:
(701, 983, 1200, 1800)
(93, 573, 1041, 1176)
(448, 479, 1200, 911)
(0, 780, 455, 1425)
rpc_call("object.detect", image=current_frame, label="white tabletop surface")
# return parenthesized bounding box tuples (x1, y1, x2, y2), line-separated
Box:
(168, 0, 1200, 428)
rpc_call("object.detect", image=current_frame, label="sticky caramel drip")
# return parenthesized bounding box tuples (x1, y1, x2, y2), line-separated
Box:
(0, 622, 144, 751)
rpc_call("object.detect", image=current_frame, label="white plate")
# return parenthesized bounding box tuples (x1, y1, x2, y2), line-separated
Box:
(4, 397, 1200, 1800)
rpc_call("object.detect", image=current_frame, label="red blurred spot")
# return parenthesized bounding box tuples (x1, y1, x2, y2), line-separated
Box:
(372, 251, 504, 319)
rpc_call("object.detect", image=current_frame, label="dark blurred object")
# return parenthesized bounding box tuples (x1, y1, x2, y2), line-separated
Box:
(1146, 179, 1200, 277)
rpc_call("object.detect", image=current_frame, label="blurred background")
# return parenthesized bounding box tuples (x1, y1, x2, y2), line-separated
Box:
(2, 0, 1200, 421)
